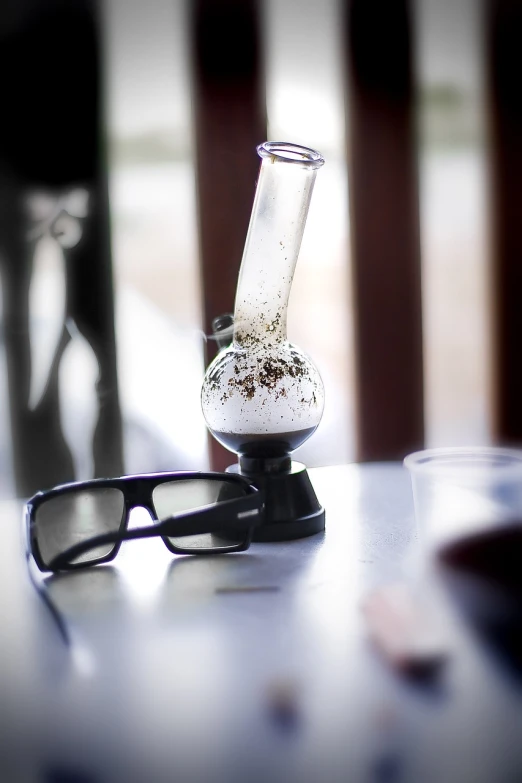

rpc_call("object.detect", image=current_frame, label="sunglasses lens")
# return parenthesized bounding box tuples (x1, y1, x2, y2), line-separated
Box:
(152, 479, 250, 551)
(35, 488, 125, 567)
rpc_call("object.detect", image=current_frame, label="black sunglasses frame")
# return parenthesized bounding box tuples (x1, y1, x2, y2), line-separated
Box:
(26, 471, 264, 573)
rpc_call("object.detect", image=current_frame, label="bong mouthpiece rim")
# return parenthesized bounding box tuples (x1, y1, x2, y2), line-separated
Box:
(257, 141, 325, 170)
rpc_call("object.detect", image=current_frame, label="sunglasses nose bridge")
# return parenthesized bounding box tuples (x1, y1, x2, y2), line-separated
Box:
(125, 482, 156, 516)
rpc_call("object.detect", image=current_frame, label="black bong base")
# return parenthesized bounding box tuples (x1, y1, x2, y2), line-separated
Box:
(227, 454, 325, 542)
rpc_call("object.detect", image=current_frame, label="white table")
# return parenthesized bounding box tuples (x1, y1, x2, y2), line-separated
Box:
(1, 463, 521, 783)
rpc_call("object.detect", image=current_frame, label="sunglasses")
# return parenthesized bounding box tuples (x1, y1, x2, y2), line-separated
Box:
(26, 471, 264, 573)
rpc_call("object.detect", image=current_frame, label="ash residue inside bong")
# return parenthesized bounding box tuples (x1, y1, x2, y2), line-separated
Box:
(234, 293, 287, 350)
(223, 348, 312, 404)
(204, 294, 321, 414)
(234, 321, 285, 351)
(206, 360, 229, 396)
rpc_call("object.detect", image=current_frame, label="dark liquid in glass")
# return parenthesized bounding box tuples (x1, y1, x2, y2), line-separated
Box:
(438, 526, 522, 596)
(212, 427, 317, 458)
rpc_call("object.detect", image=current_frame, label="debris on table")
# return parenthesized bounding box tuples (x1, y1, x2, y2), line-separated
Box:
(361, 583, 449, 680)
(265, 678, 302, 734)
(215, 585, 280, 594)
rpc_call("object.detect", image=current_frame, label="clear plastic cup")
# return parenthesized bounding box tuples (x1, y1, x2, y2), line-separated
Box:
(404, 447, 522, 553)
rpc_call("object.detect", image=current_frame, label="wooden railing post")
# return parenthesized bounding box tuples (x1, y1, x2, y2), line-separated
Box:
(342, 0, 424, 461)
(485, 0, 522, 444)
(191, 0, 267, 471)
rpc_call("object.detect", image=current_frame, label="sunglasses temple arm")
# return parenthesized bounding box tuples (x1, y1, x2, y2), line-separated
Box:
(26, 553, 71, 646)
(49, 492, 264, 571)
(157, 492, 264, 537)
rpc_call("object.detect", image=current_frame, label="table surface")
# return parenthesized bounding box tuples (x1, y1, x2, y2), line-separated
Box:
(1, 463, 521, 783)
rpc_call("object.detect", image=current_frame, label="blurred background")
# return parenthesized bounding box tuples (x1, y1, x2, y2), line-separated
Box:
(0, 0, 518, 499)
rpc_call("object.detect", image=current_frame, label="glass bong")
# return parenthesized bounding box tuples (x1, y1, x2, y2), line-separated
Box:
(201, 141, 325, 540)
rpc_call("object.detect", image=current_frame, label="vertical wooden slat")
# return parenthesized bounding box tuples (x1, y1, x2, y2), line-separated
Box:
(342, 0, 424, 461)
(191, 0, 267, 471)
(485, 0, 522, 443)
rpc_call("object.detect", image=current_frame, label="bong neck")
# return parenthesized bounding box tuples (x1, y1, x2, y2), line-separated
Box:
(233, 262, 293, 349)
(232, 142, 324, 350)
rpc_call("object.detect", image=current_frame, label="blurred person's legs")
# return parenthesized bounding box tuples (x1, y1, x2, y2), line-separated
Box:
(0, 0, 123, 497)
